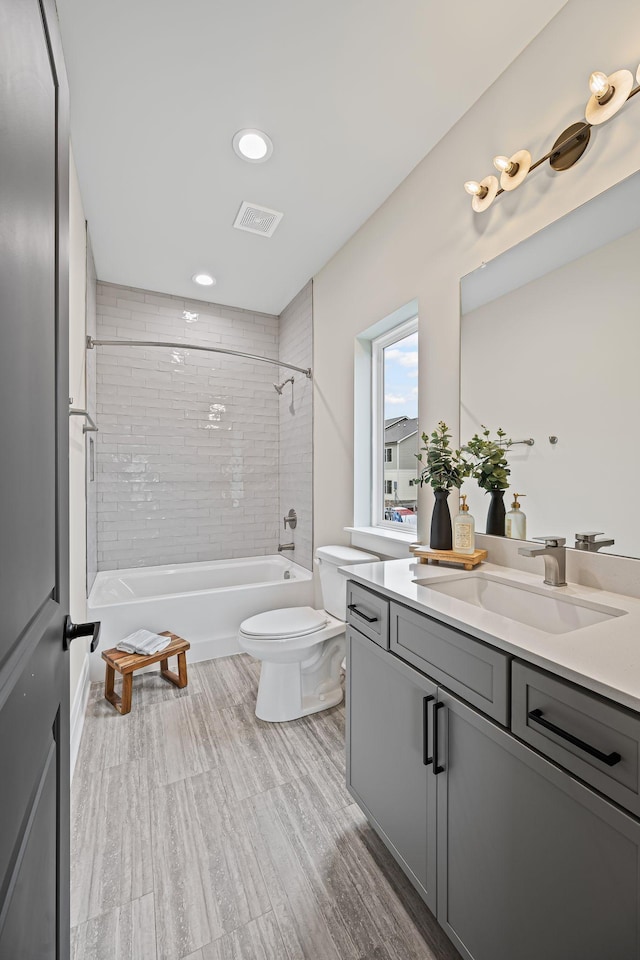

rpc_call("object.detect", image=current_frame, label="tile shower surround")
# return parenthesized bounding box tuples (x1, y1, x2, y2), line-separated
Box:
(86, 244, 98, 590)
(95, 282, 310, 571)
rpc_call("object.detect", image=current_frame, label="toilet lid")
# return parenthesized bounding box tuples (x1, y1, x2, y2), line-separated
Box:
(240, 606, 329, 640)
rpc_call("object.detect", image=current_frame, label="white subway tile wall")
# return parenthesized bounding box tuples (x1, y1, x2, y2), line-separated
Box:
(95, 282, 286, 570)
(86, 243, 98, 589)
(278, 281, 313, 570)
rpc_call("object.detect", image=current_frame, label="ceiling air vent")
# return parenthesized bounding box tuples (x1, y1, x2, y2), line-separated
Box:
(233, 201, 283, 238)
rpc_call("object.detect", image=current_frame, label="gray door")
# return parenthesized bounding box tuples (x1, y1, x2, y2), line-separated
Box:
(346, 627, 438, 910)
(0, 1, 71, 955)
(436, 690, 640, 960)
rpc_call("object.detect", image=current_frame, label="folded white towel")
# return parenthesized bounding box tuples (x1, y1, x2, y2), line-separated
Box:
(116, 629, 172, 656)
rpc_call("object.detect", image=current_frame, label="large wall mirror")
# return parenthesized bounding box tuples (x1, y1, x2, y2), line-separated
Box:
(460, 168, 640, 560)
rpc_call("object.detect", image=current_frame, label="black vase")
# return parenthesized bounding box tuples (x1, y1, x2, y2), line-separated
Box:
(430, 489, 452, 550)
(486, 489, 506, 536)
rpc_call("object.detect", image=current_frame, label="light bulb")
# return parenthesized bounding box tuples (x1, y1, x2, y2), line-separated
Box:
(238, 133, 268, 160)
(493, 155, 514, 175)
(464, 180, 482, 197)
(589, 71, 610, 100)
(232, 128, 273, 163)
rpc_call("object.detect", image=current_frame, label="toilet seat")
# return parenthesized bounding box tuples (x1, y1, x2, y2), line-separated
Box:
(240, 606, 329, 641)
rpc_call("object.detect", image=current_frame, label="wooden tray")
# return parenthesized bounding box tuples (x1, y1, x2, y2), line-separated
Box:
(409, 545, 487, 571)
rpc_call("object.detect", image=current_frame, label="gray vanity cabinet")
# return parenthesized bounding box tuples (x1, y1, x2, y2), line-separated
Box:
(437, 689, 640, 960)
(346, 582, 640, 960)
(346, 626, 438, 910)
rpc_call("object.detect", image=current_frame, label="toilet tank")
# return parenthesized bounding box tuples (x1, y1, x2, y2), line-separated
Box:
(315, 545, 379, 619)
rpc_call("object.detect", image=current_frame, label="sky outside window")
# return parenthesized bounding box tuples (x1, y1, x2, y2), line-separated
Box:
(384, 331, 418, 419)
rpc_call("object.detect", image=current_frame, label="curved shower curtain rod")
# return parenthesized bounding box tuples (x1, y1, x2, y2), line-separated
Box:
(86, 336, 313, 379)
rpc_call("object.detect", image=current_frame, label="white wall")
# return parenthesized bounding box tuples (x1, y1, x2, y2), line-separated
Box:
(69, 149, 89, 707)
(278, 281, 313, 569)
(313, 0, 640, 552)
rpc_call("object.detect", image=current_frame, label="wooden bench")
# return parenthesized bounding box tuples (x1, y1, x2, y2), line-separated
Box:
(102, 632, 190, 715)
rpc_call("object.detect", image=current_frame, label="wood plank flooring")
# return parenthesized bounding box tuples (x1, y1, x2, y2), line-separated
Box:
(71, 654, 461, 960)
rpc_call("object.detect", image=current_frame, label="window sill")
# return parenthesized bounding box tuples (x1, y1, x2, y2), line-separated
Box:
(345, 526, 420, 560)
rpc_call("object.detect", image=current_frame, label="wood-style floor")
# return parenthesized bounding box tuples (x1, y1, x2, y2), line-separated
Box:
(71, 654, 461, 960)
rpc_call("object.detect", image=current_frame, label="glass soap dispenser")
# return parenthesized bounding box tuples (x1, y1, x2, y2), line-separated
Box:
(506, 493, 527, 539)
(453, 494, 475, 555)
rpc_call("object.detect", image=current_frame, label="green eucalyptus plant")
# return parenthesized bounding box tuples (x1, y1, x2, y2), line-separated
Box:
(416, 421, 467, 492)
(464, 426, 512, 492)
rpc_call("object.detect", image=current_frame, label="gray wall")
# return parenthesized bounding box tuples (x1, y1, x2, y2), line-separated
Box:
(278, 281, 313, 569)
(399, 434, 418, 470)
(95, 283, 281, 569)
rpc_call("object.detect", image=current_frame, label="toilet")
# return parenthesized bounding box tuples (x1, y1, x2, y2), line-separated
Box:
(238, 545, 378, 722)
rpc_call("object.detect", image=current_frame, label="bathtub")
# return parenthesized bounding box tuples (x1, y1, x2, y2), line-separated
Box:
(86, 555, 314, 681)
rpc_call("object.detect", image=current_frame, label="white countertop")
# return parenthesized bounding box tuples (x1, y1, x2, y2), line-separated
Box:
(340, 558, 640, 713)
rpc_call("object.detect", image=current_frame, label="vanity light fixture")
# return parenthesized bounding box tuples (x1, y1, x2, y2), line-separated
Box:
(493, 150, 532, 191)
(463, 175, 499, 212)
(232, 128, 274, 163)
(465, 55, 640, 213)
(192, 273, 216, 286)
(585, 69, 633, 124)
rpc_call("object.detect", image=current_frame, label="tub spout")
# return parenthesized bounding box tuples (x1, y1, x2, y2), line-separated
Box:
(278, 543, 295, 552)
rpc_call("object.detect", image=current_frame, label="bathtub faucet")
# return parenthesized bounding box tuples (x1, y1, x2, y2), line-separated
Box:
(278, 543, 295, 552)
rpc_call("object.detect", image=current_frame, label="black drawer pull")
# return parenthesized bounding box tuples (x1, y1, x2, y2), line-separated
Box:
(347, 603, 378, 624)
(423, 695, 435, 766)
(528, 708, 622, 767)
(432, 701, 445, 775)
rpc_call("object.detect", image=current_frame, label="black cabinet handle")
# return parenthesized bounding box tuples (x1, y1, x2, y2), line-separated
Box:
(63, 615, 101, 653)
(431, 701, 445, 775)
(423, 695, 435, 765)
(347, 603, 378, 624)
(528, 708, 621, 767)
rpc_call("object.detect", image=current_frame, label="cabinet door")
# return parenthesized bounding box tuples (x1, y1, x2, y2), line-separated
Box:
(346, 626, 437, 910)
(436, 690, 640, 960)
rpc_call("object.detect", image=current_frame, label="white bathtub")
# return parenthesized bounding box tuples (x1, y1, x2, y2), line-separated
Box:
(86, 555, 314, 681)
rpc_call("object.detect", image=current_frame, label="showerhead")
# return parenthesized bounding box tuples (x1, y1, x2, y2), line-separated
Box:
(274, 376, 294, 395)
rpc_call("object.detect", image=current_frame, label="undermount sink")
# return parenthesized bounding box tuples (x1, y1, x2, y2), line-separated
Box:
(413, 573, 625, 635)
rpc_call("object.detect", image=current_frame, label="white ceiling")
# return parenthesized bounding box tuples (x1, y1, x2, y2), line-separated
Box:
(57, 0, 567, 315)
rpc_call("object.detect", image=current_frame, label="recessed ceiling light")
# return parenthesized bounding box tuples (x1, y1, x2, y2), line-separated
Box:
(192, 273, 216, 286)
(232, 128, 273, 163)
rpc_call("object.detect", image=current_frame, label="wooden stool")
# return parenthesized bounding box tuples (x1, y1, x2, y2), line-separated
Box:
(102, 632, 190, 715)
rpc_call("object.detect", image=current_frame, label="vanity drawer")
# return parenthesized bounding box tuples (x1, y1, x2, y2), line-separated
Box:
(346, 582, 389, 648)
(512, 661, 640, 816)
(389, 602, 509, 724)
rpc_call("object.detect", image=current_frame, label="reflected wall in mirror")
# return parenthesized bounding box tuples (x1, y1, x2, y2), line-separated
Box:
(460, 168, 640, 560)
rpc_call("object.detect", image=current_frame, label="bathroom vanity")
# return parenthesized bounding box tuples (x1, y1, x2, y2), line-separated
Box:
(343, 561, 640, 960)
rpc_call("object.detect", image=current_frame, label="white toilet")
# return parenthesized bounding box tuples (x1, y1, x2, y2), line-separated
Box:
(238, 545, 378, 722)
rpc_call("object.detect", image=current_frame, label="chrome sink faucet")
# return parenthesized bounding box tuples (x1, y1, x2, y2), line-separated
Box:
(574, 531, 615, 552)
(518, 537, 567, 587)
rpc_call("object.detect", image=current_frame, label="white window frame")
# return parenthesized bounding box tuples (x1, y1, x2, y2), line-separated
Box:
(371, 316, 418, 530)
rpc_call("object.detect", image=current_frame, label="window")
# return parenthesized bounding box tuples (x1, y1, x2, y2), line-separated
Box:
(371, 317, 418, 530)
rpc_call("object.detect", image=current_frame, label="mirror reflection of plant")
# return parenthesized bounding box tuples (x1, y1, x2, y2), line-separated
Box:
(463, 426, 512, 492)
(416, 421, 467, 491)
